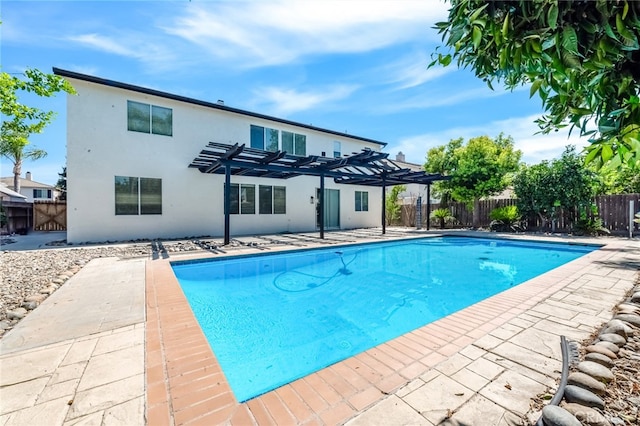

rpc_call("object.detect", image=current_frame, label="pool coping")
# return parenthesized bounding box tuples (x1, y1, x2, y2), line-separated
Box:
(145, 231, 639, 425)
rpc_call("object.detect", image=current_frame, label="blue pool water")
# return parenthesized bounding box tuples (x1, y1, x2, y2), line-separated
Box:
(172, 237, 597, 402)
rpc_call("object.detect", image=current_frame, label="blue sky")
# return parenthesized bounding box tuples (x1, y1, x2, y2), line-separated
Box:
(1, 0, 588, 186)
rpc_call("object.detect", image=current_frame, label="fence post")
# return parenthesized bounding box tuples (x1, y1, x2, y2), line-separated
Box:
(631, 200, 635, 239)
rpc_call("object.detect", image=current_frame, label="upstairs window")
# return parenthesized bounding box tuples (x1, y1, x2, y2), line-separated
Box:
(282, 131, 306, 156)
(250, 125, 279, 152)
(355, 191, 368, 212)
(115, 176, 162, 215)
(127, 101, 173, 136)
(33, 189, 52, 199)
(333, 141, 342, 158)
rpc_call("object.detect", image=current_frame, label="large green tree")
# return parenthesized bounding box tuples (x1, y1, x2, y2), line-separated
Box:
(513, 146, 598, 230)
(424, 134, 522, 227)
(0, 68, 75, 193)
(432, 0, 640, 170)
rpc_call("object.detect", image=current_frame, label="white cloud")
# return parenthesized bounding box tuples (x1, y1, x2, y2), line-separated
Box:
(378, 51, 454, 90)
(164, 1, 449, 68)
(66, 33, 176, 71)
(253, 85, 359, 115)
(386, 115, 590, 166)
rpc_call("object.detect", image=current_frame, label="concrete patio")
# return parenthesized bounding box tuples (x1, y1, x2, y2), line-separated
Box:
(1, 229, 638, 425)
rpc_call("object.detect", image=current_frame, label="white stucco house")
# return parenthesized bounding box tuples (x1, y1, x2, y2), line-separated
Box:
(54, 68, 398, 244)
(0, 173, 58, 203)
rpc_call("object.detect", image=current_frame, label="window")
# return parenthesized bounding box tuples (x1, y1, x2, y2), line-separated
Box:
(229, 184, 255, 214)
(127, 101, 172, 136)
(259, 185, 286, 214)
(333, 141, 341, 158)
(250, 125, 279, 152)
(282, 131, 306, 156)
(115, 176, 162, 215)
(33, 189, 52, 199)
(355, 191, 368, 212)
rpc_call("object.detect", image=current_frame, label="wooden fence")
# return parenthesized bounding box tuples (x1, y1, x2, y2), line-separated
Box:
(400, 194, 640, 236)
(33, 201, 67, 231)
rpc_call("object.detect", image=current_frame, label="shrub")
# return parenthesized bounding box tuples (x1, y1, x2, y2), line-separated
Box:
(489, 205, 523, 232)
(430, 208, 455, 229)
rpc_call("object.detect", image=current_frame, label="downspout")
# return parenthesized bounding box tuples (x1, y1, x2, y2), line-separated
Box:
(224, 164, 231, 245)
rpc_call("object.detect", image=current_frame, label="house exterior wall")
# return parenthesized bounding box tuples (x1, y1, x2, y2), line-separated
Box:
(65, 78, 382, 243)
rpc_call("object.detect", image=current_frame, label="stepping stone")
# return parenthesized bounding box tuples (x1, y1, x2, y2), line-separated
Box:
(563, 385, 605, 410)
(577, 361, 614, 383)
(598, 333, 626, 347)
(542, 405, 581, 426)
(567, 372, 606, 395)
(595, 341, 619, 354)
(584, 352, 614, 368)
(562, 403, 610, 426)
(585, 345, 617, 360)
(615, 314, 640, 328)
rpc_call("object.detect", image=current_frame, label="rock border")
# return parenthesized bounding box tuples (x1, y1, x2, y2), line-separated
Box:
(539, 287, 640, 426)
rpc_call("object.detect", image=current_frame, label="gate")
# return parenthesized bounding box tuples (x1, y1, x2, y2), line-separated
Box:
(33, 201, 67, 231)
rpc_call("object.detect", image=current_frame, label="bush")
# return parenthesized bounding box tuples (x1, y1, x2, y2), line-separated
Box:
(489, 205, 523, 232)
(430, 208, 455, 229)
(572, 218, 610, 236)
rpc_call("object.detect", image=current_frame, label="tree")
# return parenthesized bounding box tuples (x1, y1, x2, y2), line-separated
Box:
(424, 134, 522, 227)
(513, 146, 598, 230)
(0, 69, 75, 193)
(385, 185, 406, 225)
(431, 1, 640, 170)
(56, 166, 67, 201)
(594, 163, 640, 194)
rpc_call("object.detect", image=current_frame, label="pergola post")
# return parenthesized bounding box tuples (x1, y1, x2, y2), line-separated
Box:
(224, 164, 231, 245)
(381, 174, 386, 234)
(319, 173, 325, 239)
(426, 183, 431, 231)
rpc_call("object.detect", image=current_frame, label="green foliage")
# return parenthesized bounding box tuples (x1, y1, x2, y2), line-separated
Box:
(385, 185, 406, 225)
(573, 217, 610, 236)
(634, 212, 640, 224)
(513, 146, 599, 228)
(431, 0, 640, 170)
(430, 208, 455, 229)
(0, 205, 7, 229)
(593, 162, 640, 194)
(424, 133, 521, 226)
(489, 205, 523, 232)
(56, 166, 67, 201)
(0, 68, 75, 192)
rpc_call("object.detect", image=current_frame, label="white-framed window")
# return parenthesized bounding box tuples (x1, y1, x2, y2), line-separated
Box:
(33, 189, 52, 199)
(229, 183, 256, 214)
(333, 141, 341, 158)
(115, 176, 162, 215)
(259, 185, 286, 214)
(355, 191, 368, 212)
(127, 101, 173, 136)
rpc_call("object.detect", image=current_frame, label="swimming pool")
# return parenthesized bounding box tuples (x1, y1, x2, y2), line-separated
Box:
(172, 236, 597, 402)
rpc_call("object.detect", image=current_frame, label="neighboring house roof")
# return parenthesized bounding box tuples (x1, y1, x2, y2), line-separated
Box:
(392, 159, 424, 172)
(53, 67, 388, 148)
(0, 177, 56, 190)
(0, 183, 28, 199)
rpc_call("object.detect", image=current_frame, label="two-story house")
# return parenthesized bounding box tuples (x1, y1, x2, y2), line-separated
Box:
(0, 173, 58, 203)
(54, 68, 393, 244)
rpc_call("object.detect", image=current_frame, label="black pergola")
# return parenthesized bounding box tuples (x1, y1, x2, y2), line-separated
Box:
(189, 142, 449, 245)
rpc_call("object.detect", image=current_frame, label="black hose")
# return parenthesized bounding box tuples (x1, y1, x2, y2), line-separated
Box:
(535, 335, 569, 426)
